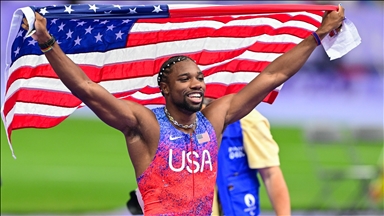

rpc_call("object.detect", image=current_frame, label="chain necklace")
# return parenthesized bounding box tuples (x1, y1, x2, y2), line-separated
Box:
(164, 107, 197, 129)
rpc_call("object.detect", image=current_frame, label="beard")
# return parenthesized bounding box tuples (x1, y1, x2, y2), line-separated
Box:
(177, 96, 204, 113)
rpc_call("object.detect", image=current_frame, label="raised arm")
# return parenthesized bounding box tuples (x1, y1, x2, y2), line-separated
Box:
(22, 12, 149, 133)
(223, 5, 345, 124)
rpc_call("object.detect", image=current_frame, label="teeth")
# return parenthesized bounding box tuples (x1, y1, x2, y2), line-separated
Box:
(189, 94, 201, 98)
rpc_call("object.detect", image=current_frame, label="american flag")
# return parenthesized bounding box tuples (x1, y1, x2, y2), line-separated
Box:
(197, 131, 211, 144)
(1, 3, 337, 157)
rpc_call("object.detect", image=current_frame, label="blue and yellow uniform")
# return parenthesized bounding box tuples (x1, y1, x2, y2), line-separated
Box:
(213, 109, 280, 216)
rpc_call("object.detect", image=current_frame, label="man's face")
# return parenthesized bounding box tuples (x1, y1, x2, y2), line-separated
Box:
(165, 59, 206, 112)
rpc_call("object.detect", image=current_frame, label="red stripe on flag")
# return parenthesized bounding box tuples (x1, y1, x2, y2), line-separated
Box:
(3, 89, 81, 117)
(3, 86, 162, 118)
(204, 83, 278, 102)
(10, 115, 70, 130)
(121, 96, 166, 105)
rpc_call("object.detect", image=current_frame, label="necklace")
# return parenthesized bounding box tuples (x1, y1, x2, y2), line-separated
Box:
(164, 107, 197, 129)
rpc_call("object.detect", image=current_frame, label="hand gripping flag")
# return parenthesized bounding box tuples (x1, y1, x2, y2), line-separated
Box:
(2, 3, 339, 158)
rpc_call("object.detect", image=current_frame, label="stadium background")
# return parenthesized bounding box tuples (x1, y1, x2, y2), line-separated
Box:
(1, 1, 383, 215)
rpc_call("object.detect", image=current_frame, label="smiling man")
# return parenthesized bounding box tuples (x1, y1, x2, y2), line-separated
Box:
(22, 5, 345, 215)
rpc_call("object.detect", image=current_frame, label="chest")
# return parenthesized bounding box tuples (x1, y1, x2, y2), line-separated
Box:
(158, 127, 217, 173)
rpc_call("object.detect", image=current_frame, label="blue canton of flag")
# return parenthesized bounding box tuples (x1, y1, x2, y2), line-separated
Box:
(11, 4, 169, 64)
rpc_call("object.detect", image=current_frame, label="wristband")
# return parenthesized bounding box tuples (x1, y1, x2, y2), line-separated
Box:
(38, 34, 56, 50)
(41, 46, 54, 53)
(311, 32, 321, 46)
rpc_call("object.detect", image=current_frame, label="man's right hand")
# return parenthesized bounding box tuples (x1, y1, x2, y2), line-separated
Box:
(22, 12, 51, 44)
(317, 4, 345, 37)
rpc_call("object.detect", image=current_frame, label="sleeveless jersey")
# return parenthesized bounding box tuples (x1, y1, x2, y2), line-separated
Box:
(137, 107, 218, 215)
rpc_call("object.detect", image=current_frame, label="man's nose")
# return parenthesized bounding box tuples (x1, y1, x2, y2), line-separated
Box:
(190, 78, 203, 89)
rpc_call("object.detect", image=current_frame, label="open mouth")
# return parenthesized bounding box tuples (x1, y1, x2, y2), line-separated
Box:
(187, 92, 203, 104)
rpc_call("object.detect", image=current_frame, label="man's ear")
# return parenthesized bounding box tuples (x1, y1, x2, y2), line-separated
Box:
(160, 82, 169, 95)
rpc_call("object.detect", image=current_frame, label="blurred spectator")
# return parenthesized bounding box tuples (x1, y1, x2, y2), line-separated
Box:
(202, 99, 290, 216)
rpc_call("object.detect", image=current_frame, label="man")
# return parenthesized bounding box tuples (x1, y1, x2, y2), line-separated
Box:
(212, 108, 290, 216)
(202, 98, 289, 216)
(126, 108, 290, 216)
(21, 6, 344, 215)
(127, 107, 289, 216)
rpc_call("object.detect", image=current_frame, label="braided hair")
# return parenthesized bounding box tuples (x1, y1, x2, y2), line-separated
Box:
(157, 55, 195, 95)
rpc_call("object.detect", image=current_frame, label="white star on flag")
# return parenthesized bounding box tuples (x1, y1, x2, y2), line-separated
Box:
(28, 40, 37, 46)
(89, 4, 99, 13)
(17, 30, 24, 37)
(129, 8, 137, 14)
(152, 5, 162, 13)
(66, 29, 73, 39)
(39, 7, 49, 15)
(115, 30, 124, 39)
(51, 19, 58, 24)
(64, 5, 74, 14)
(107, 24, 115, 31)
(58, 22, 65, 31)
(13, 47, 20, 56)
(74, 36, 82, 45)
(77, 21, 86, 26)
(85, 26, 93, 34)
(94, 33, 103, 42)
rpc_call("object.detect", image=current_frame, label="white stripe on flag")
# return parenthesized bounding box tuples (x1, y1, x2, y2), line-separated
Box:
(130, 17, 319, 32)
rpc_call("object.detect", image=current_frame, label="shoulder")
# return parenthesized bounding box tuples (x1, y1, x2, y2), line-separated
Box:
(121, 100, 160, 132)
(201, 95, 234, 132)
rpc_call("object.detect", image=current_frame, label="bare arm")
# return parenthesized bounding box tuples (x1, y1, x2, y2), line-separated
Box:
(259, 166, 291, 216)
(23, 12, 151, 133)
(222, 6, 345, 124)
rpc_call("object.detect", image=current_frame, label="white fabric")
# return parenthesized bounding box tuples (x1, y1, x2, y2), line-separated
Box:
(135, 188, 144, 212)
(322, 17, 361, 60)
